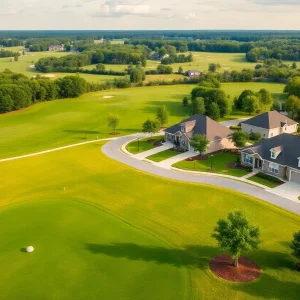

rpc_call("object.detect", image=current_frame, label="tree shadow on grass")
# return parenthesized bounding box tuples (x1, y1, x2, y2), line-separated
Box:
(20, 248, 27, 253)
(233, 273, 300, 300)
(85, 243, 218, 269)
(63, 129, 101, 135)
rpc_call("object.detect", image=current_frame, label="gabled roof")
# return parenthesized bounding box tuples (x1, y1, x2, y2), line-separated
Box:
(164, 114, 232, 141)
(241, 111, 298, 129)
(242, 133, 300, 170)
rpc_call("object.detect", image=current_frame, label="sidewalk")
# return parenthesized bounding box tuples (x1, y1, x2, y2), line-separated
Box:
(133, 143, 173, 160)
(154, 151, 196, 169)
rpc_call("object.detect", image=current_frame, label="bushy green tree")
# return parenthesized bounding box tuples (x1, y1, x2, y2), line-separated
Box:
(243, 95, 260, 114)
(182, 96, 189, 106)
(56, 76, 87, 98)
(130, 67, 145, 83)
(285, 95, 300, 120)
(208, 102, 220, 120)
(209, 63, 221, 72)
(192, 97, 205, 115)
(212, 211, 261, 268)
(284, 77, 300, 97)
(142, 119, 160, 136)
(108, 113, 121, 133)
(235, 90, 255, 110)
(156, 105, 169, 127)
(257, 88, 273, 111)
(190, 134, 209, 155)
(231, 131, 249, 148)
(178, 66, 183, 74)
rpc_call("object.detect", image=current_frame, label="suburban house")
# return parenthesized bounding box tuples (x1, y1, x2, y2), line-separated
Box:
(48, 45, 65, 51)
(240, 111, 298, 139)
(241, 133, 300, 184)
(164, 114, 236, 153)
(186, 70, 202, 78)
(151, 53, 170, 60)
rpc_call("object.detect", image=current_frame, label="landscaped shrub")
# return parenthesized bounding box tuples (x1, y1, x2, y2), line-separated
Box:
(249, 132, 262, 141)
(230, 125, 241, 131)
(256, 172, 283, 183)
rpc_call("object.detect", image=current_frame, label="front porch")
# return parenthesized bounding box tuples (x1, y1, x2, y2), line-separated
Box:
(165, 132, 190, 151)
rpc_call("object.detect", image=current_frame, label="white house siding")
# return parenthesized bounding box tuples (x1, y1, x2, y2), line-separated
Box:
(241, 123, 297, 139)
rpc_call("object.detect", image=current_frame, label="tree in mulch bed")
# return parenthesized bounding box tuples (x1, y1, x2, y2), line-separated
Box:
(291, 230, 300, 271)
(211, 211, 261, 282)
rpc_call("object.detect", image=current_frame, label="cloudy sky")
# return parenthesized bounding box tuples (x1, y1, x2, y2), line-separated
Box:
(1, 0, 300, 30)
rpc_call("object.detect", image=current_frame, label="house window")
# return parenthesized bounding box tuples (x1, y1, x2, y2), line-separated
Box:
(269, 162, 279, 174)
(243, 153, 253, 165)
(271, 150, 276, 159)
(167, 134, 173, 142)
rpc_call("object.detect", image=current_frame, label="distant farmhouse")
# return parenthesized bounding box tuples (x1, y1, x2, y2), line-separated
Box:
(48, 45, 65, 51)
(240, 111, 298, 139)
(241, 134, 300, 184)
(164, 114, 235, 154)
(151, 53, 170, 61)
(186, 70, 202, 78)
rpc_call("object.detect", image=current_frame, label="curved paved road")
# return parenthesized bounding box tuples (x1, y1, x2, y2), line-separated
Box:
(102, 136, 300, 215)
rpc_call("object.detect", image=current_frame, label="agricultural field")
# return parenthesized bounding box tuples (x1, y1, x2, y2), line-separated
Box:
(0, 141, 299, 299)
(0, 83, 286, 159)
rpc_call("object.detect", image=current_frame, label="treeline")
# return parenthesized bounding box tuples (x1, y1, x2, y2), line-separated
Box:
(24, 38, 73, 52)
(246, 41, 300, 62)
(2, 30, 300, 41)
(0, 49, 20, 58)
(128, 39, 252, 53)
(0, 38, 23, 47)
(35, 45, 149, 72)
(0, 70, 132, 114)
(161, 53, 193, 65)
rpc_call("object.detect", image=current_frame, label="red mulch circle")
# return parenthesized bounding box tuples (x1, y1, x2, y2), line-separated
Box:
(209, 254, 261, 282)
(109, 132, 120, 135)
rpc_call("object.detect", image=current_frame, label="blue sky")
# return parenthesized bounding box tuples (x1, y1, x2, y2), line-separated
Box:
(1, 0, 300, 30)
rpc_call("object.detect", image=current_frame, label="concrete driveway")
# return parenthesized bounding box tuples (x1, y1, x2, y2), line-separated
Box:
(266, 182, 300, 202)
(220, 118, 249, 128)
(154, 151, 196, 169)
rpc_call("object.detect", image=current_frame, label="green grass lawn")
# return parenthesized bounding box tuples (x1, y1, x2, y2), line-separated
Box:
(248, 173, 283, 188)
(126, 136, 164, 154)
(146, 149, 180, 162)
(0, 142, 299, 299)
(173, 152, 249, 177)
(0, 82, 287, 160)
(0, 85, 194, 159)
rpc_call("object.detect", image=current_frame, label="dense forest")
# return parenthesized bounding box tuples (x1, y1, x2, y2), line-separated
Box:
(35, 45, 149, 72)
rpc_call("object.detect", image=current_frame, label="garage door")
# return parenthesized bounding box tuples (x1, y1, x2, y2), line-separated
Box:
(291, 171, 300, 184)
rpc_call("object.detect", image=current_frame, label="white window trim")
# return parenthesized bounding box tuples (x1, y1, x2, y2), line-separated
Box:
(271, 150, 276, 159)
(269, 162, 279, 174)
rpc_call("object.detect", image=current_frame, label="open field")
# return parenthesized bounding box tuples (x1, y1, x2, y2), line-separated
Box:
(0, 83, 286, 159)
(0, 141, 299, 299)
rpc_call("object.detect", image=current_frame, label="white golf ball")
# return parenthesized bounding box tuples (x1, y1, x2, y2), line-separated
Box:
(26, 246, 34, 253)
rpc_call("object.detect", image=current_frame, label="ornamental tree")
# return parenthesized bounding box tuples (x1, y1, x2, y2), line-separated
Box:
(156, 105, 169, 127)
(231, 130, 249, 149)
(190, 134, 209, 156)
(212, 211, 261, 268)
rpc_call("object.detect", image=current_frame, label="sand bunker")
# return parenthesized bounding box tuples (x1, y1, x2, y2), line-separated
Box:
(103, 96, 114, 99)
(29, 64, 35, 69)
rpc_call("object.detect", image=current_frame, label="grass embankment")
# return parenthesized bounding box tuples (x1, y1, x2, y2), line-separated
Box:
(173, 152, 249, 177)
(0, 142, 299, 299)
(146, 149, 180, 162)
(126, 136, 164, 154)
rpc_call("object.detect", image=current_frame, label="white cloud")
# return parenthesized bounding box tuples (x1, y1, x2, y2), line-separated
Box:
(0, 0, 300, 29)
(184, 13, 196, 20)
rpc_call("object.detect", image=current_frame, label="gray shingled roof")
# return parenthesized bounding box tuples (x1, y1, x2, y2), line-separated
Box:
(242, 133, 300, 170)
(241, 111, 298, 129)
(164, 114, 232, 141)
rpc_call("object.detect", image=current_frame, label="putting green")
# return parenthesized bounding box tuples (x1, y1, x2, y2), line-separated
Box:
(0, 199, 188, 300)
